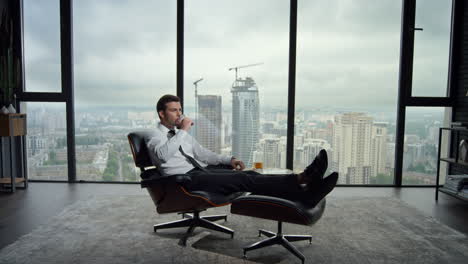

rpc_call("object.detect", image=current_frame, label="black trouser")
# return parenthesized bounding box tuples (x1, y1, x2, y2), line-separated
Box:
(184, 166, 307, 201)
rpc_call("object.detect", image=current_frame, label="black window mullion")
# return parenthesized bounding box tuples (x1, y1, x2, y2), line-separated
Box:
(19, 92, 66, 102)
(405, 97, 453, 107)
(395, 0, 416, 186)
(16, 0, 26, 101)
(177, 0, 184, 106)
(286, 0, 297, 171)
(448, 0, 463, 103)
(60, 0, 76, 182)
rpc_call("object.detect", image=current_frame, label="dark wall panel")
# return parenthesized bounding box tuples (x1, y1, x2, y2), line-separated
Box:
(451, 0, 468, 175)
(453, 1, 468, 122)
(0, 0, 24, 185)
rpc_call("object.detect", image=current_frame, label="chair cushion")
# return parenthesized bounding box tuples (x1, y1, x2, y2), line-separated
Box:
(230, 195, 326, 226)
(140, 168, 163, 180)
(140, 173, 192, 188)
(189, 191, 245, 206)
(141, 173, 246, 212)
(128, 130, 157, 168)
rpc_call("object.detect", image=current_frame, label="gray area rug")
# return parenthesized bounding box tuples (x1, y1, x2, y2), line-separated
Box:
(0, 195, 467, 264)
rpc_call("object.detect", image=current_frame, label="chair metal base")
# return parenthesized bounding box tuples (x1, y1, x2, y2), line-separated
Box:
(154, 211, 234, 246)
(243, 222, 312, 264)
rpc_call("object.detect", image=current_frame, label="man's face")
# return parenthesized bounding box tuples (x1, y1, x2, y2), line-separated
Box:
(159, 101, 182, 129)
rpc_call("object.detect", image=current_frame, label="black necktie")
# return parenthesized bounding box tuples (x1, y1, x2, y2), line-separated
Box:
(168, 130, 176, 138)
(167, 130, 208, 172)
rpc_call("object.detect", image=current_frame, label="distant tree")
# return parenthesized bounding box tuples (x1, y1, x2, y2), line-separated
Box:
(102, 150, 118, 181)
(56, 138, 67, 148)
(408, 162, 426, 173)
(371, 173, 393, 184)
(49, 151, 56, 161)
(76, 136, 101, 146)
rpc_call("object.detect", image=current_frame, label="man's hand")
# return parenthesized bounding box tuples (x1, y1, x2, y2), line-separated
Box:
(178, 116, 193, 131)
(231, 158, 245, 171)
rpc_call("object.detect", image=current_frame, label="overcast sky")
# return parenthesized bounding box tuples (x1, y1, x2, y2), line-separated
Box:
(23, 0, 451, 111)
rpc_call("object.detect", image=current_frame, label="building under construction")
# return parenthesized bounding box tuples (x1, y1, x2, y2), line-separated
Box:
(231, 77, 260, 168)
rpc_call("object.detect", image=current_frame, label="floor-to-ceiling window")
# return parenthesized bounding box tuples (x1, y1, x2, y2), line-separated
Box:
(411, 0, 451, 97)
(295, 0, 401, 184)
(23, 0, 61, 93)
(23, 0, 68, 180)
(403, 107, 449, 185)
(73, 0, 176, 181)
(402, 0, 452, 185)
(19, 0, 455, 185)
(23, 102, 68, 180)
(184, 0, 290, 170)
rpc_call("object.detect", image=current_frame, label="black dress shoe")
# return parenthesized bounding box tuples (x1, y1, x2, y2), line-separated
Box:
(304, 172, 339, 207)
(303, 149, 328, 186)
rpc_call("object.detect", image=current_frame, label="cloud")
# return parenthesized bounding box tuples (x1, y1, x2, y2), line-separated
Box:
(22, 0, 452, 110)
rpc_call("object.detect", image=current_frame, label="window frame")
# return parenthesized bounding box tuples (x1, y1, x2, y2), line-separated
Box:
(16, 0, 457, 186)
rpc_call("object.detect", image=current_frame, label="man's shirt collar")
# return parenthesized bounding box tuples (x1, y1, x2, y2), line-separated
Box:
(157, 122, 178, 134)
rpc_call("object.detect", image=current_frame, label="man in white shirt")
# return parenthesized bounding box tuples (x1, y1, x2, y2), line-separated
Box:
(147, 95, 338, 206)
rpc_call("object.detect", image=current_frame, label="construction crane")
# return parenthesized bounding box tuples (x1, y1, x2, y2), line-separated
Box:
(228, 62, 263, 81)
(193, 78, 203, 139)
(193, 78, 203, 99)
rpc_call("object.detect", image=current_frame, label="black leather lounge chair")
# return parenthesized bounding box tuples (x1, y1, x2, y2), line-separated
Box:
(231, 194, 326, 264)
(128, 130, 242, 246)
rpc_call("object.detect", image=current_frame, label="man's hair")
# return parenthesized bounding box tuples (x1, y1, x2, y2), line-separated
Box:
(156, 94, 180, 118)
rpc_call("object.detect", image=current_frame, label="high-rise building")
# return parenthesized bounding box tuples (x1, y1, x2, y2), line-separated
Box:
(386, 142, 396, 169)
(294, 147, 305, 170)
(279, 136, 287, 169)
(332, 113, 389, 184)
(371, 122, 388, 177)
(263, 138, 280, 168)
(404, 143, 424, 169)
(222, 112, 231, 148)
(303, 139, 331, 167)
(332, 112, 373, 184)
(196, 95, 222, 154)
(231, 77, 260, 167)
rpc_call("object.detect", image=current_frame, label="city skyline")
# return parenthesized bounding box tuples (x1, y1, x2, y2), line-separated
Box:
(23, 100, 446, 186)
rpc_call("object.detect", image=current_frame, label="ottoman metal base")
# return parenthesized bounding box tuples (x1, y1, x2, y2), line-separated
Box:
(243, 221, 312, 264)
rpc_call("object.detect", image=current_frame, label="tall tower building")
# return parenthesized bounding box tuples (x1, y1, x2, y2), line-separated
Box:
(263, 138, 280, 168)
(371, 122, 388, 177)
(332, 112, 373, 184)
(196, 95, 222, 154)
(231, 77, 260, 167)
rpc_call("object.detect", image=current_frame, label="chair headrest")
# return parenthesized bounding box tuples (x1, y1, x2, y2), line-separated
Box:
(127, 130, 157, 168)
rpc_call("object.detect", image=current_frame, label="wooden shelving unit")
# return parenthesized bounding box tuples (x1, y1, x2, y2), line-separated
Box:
(0, 113, 27, 193)
(0, 113, 27, 136)
(0, 178, 26, 184)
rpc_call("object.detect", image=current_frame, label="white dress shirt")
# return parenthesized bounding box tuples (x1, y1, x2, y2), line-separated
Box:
(147, 122, 232, 176)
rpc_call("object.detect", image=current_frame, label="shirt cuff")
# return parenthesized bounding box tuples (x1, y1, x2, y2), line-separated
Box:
(176, 129, 188, 139)
(222, 156, 233, 165)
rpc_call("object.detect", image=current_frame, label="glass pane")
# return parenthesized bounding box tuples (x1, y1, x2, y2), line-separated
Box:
(412, 0, 451, 97)
(24, 102, 68, 180)
(73, 0, 176, 181)
(295, 0, 401, 185)
(185, 0, 289, 170)
(403, 107, 450, 185)
(23, 0, 62, 92)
